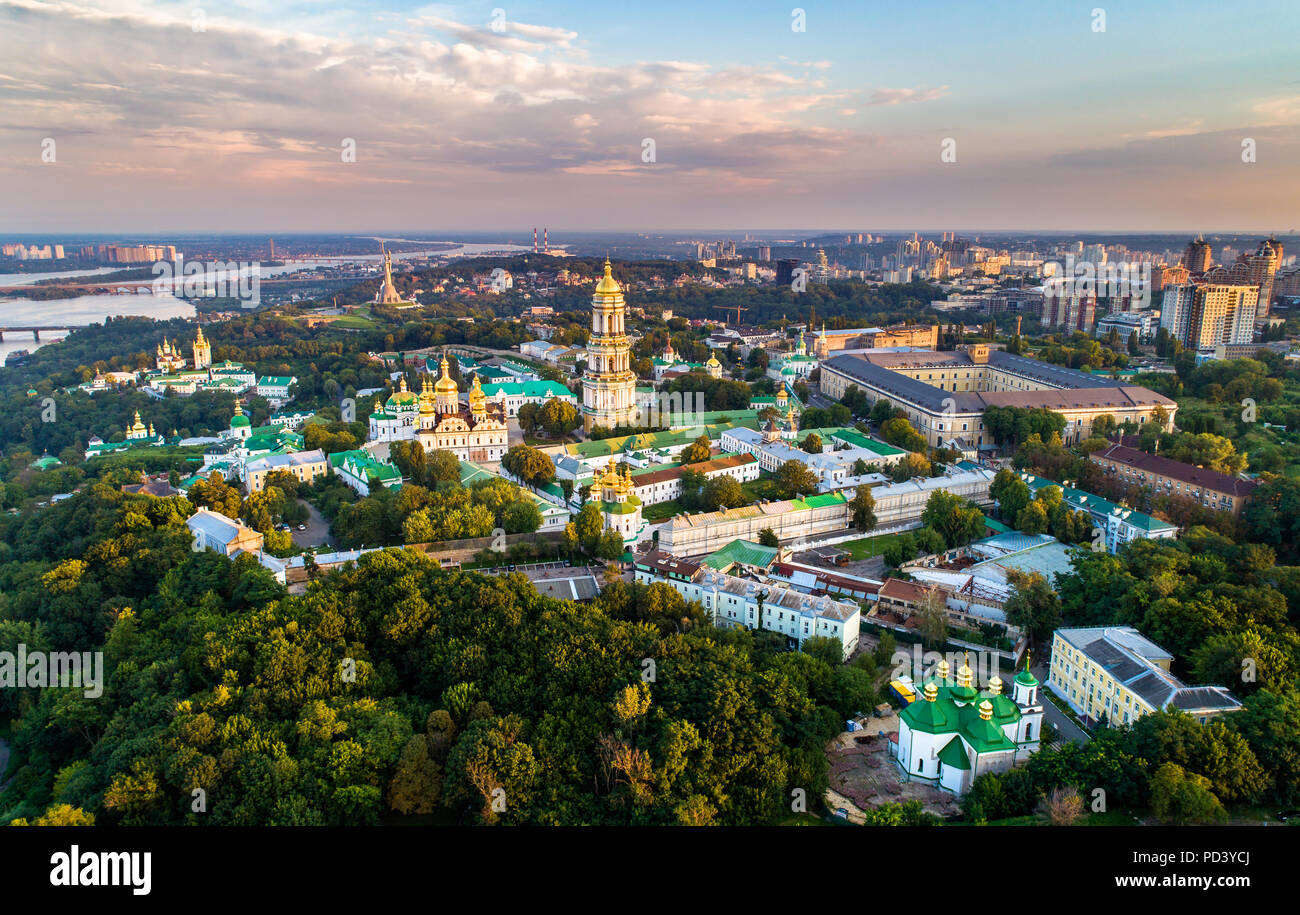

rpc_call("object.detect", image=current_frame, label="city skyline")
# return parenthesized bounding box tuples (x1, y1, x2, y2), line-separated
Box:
(0, 0, 1297, 233)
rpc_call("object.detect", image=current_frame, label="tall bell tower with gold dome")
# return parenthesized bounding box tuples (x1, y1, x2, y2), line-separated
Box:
(582, 260, 639, 434)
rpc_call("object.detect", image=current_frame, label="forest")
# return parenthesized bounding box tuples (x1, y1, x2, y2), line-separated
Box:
(0, 485, 861, 825)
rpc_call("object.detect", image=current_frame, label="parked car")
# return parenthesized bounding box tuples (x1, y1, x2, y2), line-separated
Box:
(296, 523, 307, 531)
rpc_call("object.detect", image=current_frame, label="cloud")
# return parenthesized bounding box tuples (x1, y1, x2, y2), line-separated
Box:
(865, 86, 950, 107)
(1252, 95, 1300, 126)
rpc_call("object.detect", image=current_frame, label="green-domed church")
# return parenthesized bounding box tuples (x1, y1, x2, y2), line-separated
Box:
(892, 655, 1043, 795)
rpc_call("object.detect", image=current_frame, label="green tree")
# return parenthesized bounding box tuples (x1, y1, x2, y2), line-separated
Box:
(1149, 763, 1227, 825)
(501, 445, 555, 489)
(848, 485, 877, 533)
(1003, 569, 1061, 651)
(920, 490, 985, 548)
(679, 436, 711, 465)
(773, 460, 819, 499)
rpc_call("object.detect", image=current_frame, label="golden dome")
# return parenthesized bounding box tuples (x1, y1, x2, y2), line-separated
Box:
(957, 653, 974, 687)
(594, 258, 622, 295)
(978, 700, 994, 721)
(936, 659, 950, 680)
(923, 682, 938, 702)
(434, 355, 458, 394)
(988, 676, 1004, 695)
(469, 375, 486, 411)
(706, 353, 721, 367)
(418, 377, 435, 414)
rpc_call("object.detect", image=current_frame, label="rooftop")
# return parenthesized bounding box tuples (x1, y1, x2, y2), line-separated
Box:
(1093, 442, 1259, 498)
(1055, 626, 1242, 714)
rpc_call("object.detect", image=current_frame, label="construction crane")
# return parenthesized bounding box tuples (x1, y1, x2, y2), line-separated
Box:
(714, 305, 748, 327)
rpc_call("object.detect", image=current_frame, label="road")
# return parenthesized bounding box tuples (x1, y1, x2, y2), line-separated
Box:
(292, 499, 333, 550)
(1035, 665, 1091, 745)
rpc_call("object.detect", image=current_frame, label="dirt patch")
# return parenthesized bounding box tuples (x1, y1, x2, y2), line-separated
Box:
(825, 728, 962, 820)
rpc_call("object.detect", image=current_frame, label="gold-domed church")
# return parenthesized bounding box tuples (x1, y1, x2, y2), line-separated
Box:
(155, 337, 187, 372)
(891, 656, 1042, 796)
(592, 459, 644, 544)
(581, 260, 639, 434)
(408, 355, 509, 462)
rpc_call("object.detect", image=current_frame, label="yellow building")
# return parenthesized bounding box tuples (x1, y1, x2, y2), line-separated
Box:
(581, 260, 639, 433)
(1047, 626, 1241, 727)
(243, 448, 331, 494)
(413, 355, 509, 463)
(819, 345, 1176, 449)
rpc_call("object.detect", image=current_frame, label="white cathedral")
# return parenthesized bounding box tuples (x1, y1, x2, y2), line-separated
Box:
(892, 656, 1043, 795)
(367, 355, 508, 463)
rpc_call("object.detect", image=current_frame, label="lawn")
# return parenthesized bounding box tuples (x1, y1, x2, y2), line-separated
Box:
(842, 531, 910, 561)
(740, 475, 780, 502)
(329, 315, 377, 329)
(642, 499, 684, 522)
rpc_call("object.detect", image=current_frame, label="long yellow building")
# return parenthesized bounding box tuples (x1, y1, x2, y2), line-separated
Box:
(1047, 627, 1241, 727)
(819, 344, 1176, 449)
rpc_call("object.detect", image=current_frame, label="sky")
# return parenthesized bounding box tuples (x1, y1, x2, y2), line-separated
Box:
(0, 0, 1297, 234)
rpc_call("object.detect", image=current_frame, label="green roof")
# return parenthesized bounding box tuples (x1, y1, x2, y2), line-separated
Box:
(983, 517, 1014, 534)
(830, 428, 906, 456)
(330, 449, 401, 485)
(458, 461, 498, 486)
(989, 693, 1020, 724)
(568, 422, 745, 459)
(701, 539, 779, 572)
(603, 498, 641, 513)
(937, 736, 971, 770)
(1015, 668, 1039, 687)
(480, 379, 575, 399)
(1020, 473, 1176, 534)
(959, 705, 1015, 753)
(800, 488, 852, 512)
(900, 695, 952, 733)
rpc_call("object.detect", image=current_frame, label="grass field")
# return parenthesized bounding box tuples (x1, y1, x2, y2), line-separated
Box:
(329, 315, 377, 329)
(740, 475, 779, 502)
(842, 531, 910, 561)
(642, 499, 684, 521)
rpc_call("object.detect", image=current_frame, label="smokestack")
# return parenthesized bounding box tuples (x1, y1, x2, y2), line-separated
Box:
(543, 228, 548, 253)
(1016, 315, 1022, 336)
(533, 228, 537, 254)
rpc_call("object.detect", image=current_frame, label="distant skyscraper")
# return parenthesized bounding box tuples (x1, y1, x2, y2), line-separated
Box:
(1182, 235, 1213, 273)
(776, 259, 799, 286)
(758, 245, 771, 262)
(1243, 238, 1280, 317)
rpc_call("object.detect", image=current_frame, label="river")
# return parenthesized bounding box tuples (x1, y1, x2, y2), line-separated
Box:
(0, 293, 194, 363)
(0, 240, 549, 363)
